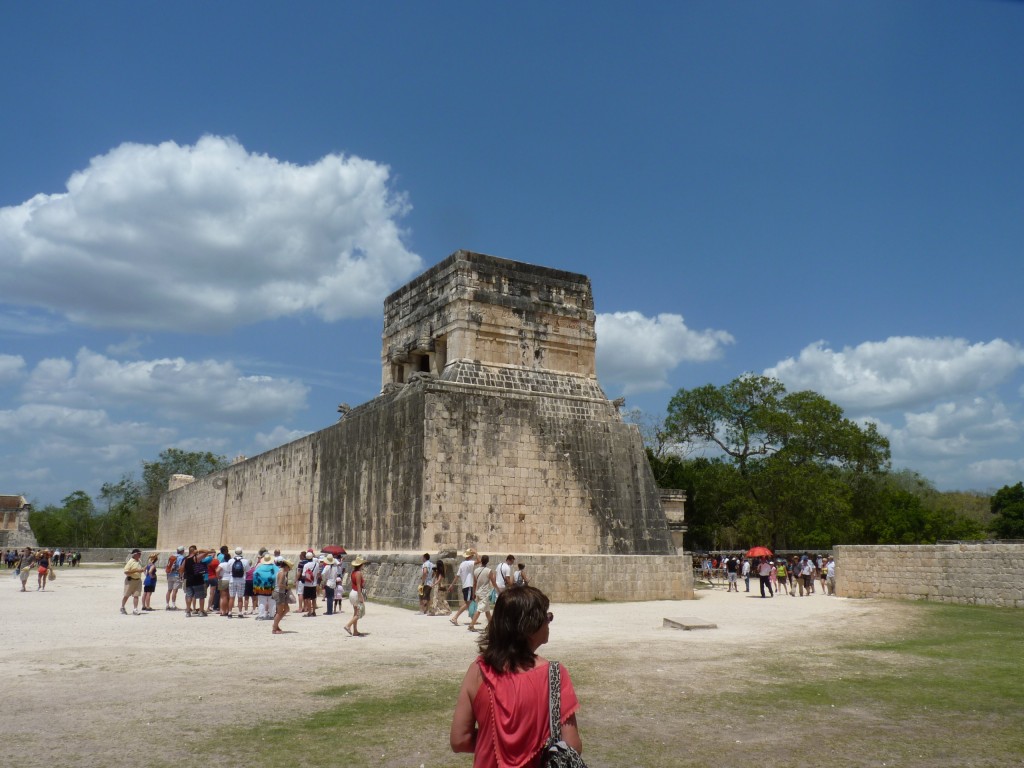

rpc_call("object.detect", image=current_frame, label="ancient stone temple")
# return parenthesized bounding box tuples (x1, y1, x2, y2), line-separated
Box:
(0, 495, 38, 548)
(158, 251, 690, 601)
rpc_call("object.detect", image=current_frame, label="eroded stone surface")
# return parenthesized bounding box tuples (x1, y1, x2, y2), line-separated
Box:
(158, 251, 686, 599)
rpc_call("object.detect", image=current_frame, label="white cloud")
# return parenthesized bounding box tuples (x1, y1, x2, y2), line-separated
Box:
(966, 458, 1024, 488)
(253, 425, 312, 452)
(105, 334, 150, 358)
(22, 348, 309, 425)
(874, 396, 1022, 459)
(0, 354, 26, 382)
(596, 311, 734, 394)
(765, 336, 1024, 412)
(0, 135, 421, 332)
(0, 403, 176, 462)
(0, 309, 65, 335)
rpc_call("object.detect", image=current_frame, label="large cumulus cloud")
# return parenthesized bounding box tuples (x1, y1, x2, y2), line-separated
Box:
(22, 348, 309, 425)
(765, 336, 1024, 413)
(0, 136, 421, 331)
(596, 311, 734, 394)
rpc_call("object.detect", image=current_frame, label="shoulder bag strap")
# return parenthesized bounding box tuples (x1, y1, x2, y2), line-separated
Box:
(547, 661, 562, 743)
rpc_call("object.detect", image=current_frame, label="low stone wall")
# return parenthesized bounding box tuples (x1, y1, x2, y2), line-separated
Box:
(356, 552, 694, 608)
(71, 550, 694, 606)
(53, 548, 141, 564)
(834, 543, 1024, 608)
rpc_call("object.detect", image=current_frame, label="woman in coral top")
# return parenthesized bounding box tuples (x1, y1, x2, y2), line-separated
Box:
(450, 586, 582, 768)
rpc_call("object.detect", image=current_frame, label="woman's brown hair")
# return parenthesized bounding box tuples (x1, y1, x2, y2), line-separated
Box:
(478, 585, 549, 673)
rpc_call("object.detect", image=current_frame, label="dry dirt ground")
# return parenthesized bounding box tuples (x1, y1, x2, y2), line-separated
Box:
(2, 565, 906, 768)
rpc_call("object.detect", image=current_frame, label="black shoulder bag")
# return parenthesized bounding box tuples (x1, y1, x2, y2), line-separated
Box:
(539, 661, 588, 768)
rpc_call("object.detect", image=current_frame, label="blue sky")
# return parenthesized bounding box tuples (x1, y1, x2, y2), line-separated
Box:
(1, 2, 1022, 507)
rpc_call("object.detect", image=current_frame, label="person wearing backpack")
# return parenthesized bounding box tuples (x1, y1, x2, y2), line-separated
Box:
(222, 547, 250, 618)
(165, 547, 185, 610)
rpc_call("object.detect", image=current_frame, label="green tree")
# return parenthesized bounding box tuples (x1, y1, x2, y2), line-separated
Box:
(27, 491, 98, 547)
(29, 449, 229, 549)
(663, 374, 891, 549)
(989, 482, 1024, 539)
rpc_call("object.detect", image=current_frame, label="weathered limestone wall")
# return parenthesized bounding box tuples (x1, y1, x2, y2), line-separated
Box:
(158, 388, 424, 552)
(314, 387, 425, 550)
(834, 543, 1024, 608)
(156, 436, 318, 550)
(354, 552, 694, 607)
(159, 376, 670, 558)
(157, 250, 681, 599)
(422, 376, 669, 555)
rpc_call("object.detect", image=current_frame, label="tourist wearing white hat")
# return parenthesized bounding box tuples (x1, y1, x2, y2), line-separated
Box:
(300, 551, 320, 616)
(320, 554, 340, 616)
(344, 556, 367, 636)
(221, 547, 249, 618)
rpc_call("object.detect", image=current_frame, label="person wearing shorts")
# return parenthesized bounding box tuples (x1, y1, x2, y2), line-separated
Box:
(18, 548, 36, 592)
(300, 551, 320, 616)
(121, 549, 144, 615)
(419, 553, 435, 613)
(182, 546, 213, 616)
(449, 549, 477, 626)
(165, 547, 184, 610)
(726, 556, 739, 592)
(223, 547, 249, 618)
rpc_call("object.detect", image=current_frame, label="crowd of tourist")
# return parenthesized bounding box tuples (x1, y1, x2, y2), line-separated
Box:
(697, 552, 837, 597)
(110, 544, 532, 637)
(5, 546, 69, 591)
(417, 549, 529, 632)
(14, 542, 578, 764)
(116, 544, 373, 635)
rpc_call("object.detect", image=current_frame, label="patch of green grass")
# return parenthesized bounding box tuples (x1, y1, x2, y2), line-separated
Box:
(194, 678, 462, 768)
(766, 602, 1024, 716)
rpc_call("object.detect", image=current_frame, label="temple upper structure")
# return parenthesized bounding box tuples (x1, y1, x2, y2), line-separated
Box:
(158, 251, 677, 572)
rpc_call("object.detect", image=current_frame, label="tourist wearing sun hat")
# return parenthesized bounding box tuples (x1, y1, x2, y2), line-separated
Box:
(120, 549, 144, 615)
(320, 554, 340, 616)
(253, 553, 278, 620)
(344, 557, 367, 637)
(221, 546, 249, 618)
(272, 559, 293, 634)
(300, 551, 321, 617)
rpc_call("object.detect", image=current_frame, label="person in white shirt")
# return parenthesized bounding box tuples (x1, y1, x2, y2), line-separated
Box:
(449, 550, 477, 626)
(467, 555, 496, 632)
(222, 547, 250, 618)
(495, 554, 515, 595)
(301, 551, 320, 616)
(757, 557, 773, 598)
(419, 553, 436, 613)
(825, 557, 836, 596)
(799, 557, 815, 597)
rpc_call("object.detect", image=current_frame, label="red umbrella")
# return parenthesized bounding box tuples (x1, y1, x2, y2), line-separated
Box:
(321, 545, 347, 556)
(745, 546, 773, 558)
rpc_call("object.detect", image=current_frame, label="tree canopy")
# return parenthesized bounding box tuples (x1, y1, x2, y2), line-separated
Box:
(657, 375, 985, 550)
(989, 482, 1024, 539)
(29, 448, 228, 548)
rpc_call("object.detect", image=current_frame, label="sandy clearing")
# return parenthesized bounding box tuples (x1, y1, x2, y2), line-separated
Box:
(0, 565, 898, 766)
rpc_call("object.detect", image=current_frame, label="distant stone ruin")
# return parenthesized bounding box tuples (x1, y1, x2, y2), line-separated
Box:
(0, 495, 38, 548)
(158, 251, 690, 600)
